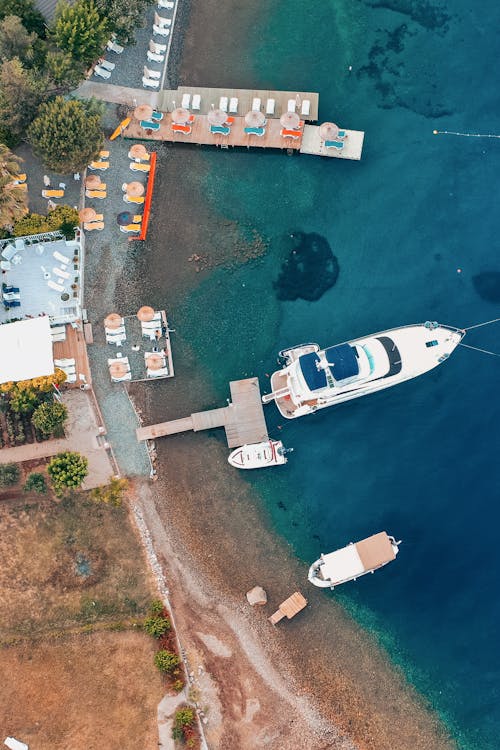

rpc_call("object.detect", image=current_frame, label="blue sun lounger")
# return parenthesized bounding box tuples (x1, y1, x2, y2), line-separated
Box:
(325, 140, 344, 150)
(140, 120, 160, 131)
(244, 126, 266, 136)
(210, 125, 230, 135)
(151, 111, 163, 121)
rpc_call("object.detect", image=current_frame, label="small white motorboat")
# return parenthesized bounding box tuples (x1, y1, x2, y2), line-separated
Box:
(228, 439, 290, 469)
(308, 532, 400, 589)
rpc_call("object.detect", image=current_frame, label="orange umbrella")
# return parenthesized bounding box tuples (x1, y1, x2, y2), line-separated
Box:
(280, 112, 300, 130)
(319, 122, 340, 141)
(126, 181, 145, 197)
(110, 117, 131, 140)
(137, 305, 155, 322)
(245, 110, 266, 127)
(171, 107, 190, 124)
(85, 174, 102, 188)
(129, 144, 149, 159)
(134, 104, 153, 121)
(146, 354, 164, 370)
(109, 361, 128, 378)
(79, 207, 97, 222)
(104, 313, 123, 329)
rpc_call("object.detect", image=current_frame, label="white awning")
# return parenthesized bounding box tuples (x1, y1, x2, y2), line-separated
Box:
(320, 545, 365, 584)
(0, 317, 54, 384)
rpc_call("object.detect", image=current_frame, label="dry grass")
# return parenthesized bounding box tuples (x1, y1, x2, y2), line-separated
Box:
(0, 492, 154, 639)
(0, 630, 163, 749)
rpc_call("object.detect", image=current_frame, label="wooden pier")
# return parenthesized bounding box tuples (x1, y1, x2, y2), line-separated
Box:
(269, 592, 308, 625)
(136, 377, 269, 448)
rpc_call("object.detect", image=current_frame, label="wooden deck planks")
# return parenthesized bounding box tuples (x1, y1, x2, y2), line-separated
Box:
(53, 324, 92, 387)
(269, 592, 308, 625)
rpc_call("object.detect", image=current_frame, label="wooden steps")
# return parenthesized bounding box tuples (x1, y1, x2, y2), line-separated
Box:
(269, 592, 307, 625)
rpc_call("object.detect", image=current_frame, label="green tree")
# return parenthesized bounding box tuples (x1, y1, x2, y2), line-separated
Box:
(32, 400, 68, 437)
(0, 0, 45, 37)
(0, 143, 27, 228)
(46, 204, 79, 237)
(0, 463, 20, 486)
(144, 615, 171, 638)
(0, 15, 37, 64)
(52, 0, 109, 65)
(90, 476, 128, 507)
(48, 451, 88, 495)
(149, 599, 165, 616)
(9, 385, 41, 414)
(154, 650, 180, 674)
(24, 472, 47, 493)
(45, 49, 84, 91)
(96, 0, 153, 45)
(12, 212, 49, 236)
(0, 58, 46, 138)
(28, 96, 103, 173)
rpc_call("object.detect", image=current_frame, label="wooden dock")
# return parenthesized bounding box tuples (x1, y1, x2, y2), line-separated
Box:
(136, 377, 269, 448)
(157, 86, 319, 122)
(53, 324, 92, 387)
(269, 592, 308, 625)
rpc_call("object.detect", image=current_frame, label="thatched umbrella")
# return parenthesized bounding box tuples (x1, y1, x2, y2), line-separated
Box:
(280, 111, 300, 130)
(207, 109, 228, 126)
(146, 354, 164, 370)
(137, 305, 155, 322)
(79, 207, 97, 222)
(85, 174, 102, 189)
(104, 313, 123, 330)
(171, 107, 190, 124)
(129, 144, 149, 159)
(134, 104, 153, 121)
(109, 361, 128, 379)
(126, 181, 145, 197)
(245, 110, 266, 127)
(319, 122, 339, 141)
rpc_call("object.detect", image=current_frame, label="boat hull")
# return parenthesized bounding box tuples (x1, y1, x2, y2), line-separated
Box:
(265, 323, 464, 419)
(228, 439, 287, 469)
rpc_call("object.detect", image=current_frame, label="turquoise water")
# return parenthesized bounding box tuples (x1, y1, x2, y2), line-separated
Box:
(179, 1, 500, 747)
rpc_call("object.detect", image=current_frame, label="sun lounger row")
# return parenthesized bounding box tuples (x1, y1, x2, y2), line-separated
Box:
(108, 356, 131, 382)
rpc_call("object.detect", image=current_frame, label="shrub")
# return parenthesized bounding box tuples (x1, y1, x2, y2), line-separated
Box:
(24, 472, 47, 494)
(154, 649, 180, 674)
(9, 385, 41, 414)
(144, 615, 171, 638)
(0, 462, 20, 486)
(172, 707, 196, 740)
(149, 599, 165, 616)
(90, 476, 128, 506)
(32, 400, 68, 437)
(47, 451, 88, 495)
(172, 678, 184, 693)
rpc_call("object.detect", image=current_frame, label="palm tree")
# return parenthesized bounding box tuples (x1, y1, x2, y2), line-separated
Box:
(0, 144, 27, 228)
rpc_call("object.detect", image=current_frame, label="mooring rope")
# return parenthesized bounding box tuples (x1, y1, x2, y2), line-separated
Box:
(459, 343, 500, 358)
(433, 130, 500, 139)
(464, 317, 500, 331)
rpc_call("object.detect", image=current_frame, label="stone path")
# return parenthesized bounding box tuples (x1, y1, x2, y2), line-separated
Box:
(0, 390, 116, 489)
(74, 81, 159, 107)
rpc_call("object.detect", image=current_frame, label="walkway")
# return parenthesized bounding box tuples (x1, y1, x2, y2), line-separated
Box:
(0, 390, 116, 489)
(74, 81, 158, 107)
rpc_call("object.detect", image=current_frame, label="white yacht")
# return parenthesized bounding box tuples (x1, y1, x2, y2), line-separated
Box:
(308, 532, 400, 589)
(228, 439, 290, 469)
(262, 322, 465, 419)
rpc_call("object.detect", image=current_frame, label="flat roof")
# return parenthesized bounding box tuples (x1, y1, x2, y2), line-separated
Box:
(0, 317, 54, 384)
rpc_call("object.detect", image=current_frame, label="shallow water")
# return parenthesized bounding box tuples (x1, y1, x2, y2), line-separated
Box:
(173, 1, 500, 747)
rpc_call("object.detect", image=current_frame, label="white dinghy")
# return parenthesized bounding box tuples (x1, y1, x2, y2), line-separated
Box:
(228, 439, 290, 469)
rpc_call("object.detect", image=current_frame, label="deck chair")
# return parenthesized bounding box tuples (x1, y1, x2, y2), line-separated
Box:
(158, 0, 174, 7)
(12, 173, 27, 184)
(130, 162, 151, 172)
(123, 194, 145, 204)
(192, 94, 201, 110)
(154, 11, 171, 26)
(150, 41, 167, 53)
(219, 96, 228, 112)
(84, 221, 105, 231)
(107, 39, 124, 53)
(85, 189, 107, 199)
(99, 59, 115, 71)
(142, 76, 160, 89)
(325, 140, 344, 150)
(229, 97, 239, 113)
(128, 149, 151, 161)
(53, 267, 70, 279)
(153, 24, 170, 36)
(119, 224, 141, 233)
(94, 65, 111, 79)
(301, 99, 311, 116)
(42, 189, 64, 198)
(140, 120, 160, 130)
(144, 65, 161, 79)
(88, 161, 109, 171)
(53, 250, 70, 264)
(182, 93, 191, 109)
(99, 150, 110, 158)
(147, 50, 164, 63)
(152, 111, 163, 120)
(252, 97, 261, 110)
(266, 98, 275, 115)
(48, 280, 64, 292)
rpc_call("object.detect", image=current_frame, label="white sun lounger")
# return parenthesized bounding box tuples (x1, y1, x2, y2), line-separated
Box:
(150, 40, 167, 53)
(107, 39, 124, 53)
(53, 250, 70, 264)
(54, 358, 75, 367)
(301, 99, 311, 116)
(53, 267, 70, 279)
(287, 99, 296, 112)
(266, 98, 275, 115)
(252, 97, 261, 110)
(192, 94, 201, 110)
(1, 244, 17, 261)
(158, 0, 174, 8)
(142, 76, 160, 89)
(181, 93, 191, 109)
(147, 50, 164, 63)
(153, 23, 170, 35)
(144, 65, 161, 79)
(229, 97, 238, 113)
(99, 59, 115, 71)
(219, 96, 228, 112)
(94, 65, 111, 79)
(147, 366, 169, 378)
(48, 279, 65, 292)
(154, 12, 172, 26)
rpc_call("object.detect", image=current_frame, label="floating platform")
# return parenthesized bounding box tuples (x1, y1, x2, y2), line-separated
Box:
(136, 377, 268, 448)
(269, 592, 308, 625)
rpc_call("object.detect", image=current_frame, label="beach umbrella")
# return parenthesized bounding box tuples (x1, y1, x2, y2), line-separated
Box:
(109, 361, 128, 379)
(207, 109, 228, 126)
(126, 181, 145, 197)
(146, 353, 164, 370)
(129, 144, 149, 159)
(85, 174, 102, 189)
(280, 111, 300, 130)
(110, 116, 131, 140)
(137, 305, 155, 322)
(319, 122, 339, 141)
(134, 104, 153, 121)
(79, 207, 97, 222)
(245, 110, 266, 127)
(117, 211, 134, 226)
(171, 107, 190, 124)
(104, 313, 122, 330)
